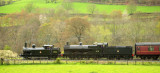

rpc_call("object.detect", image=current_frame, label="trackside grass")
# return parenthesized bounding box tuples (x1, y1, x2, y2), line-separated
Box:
(0, 64, 160, 73)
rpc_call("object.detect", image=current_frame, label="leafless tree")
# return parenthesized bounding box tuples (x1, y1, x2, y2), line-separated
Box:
(87, 4, 97, 14)
(126, 0, 137, 15)
(66, 17, 90, 42)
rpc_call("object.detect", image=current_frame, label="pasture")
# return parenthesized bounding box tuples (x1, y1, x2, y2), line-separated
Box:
(0, 0, 160, 13)
(0, 64, 160, 73)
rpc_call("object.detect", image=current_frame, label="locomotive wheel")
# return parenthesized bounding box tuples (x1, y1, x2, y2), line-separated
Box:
(153, 57, 158, 60)
(24, 57, 29, 60)
(108, 56, 113, 60)
(147, 56, 151, 59)
(141, 56, 146, 60)
(125, 56, 129, 60)
(48, 57, 51, 60)
(116, 56, 120, 60)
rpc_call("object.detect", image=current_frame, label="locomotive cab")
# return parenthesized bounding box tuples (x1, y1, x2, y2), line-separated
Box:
(97, 43, 103, 48)
(104, 43, 108, 48)
(43, 45, 53, 49)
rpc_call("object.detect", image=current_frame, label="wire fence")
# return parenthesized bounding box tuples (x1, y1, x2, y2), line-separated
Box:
(1, 58, 160, 65)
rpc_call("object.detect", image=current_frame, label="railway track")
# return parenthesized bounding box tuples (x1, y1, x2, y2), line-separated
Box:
(20, 59, 160, 62)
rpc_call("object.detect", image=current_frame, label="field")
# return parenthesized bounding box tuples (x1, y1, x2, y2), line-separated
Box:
(0, 64, 160, 73)
(0, 0, 160, 13)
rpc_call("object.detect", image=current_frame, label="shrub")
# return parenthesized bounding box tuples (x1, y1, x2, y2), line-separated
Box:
(55, 58, 61, 64)
(25, 3, 36, 13)
(148, 62, 152, 64)
(108, 61, 114, 64)
(88, 60, 95, 64)
(80, 61, 86, 64)
(4, 45, 11, 50)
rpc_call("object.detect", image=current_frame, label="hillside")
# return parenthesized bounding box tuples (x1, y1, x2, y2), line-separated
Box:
(0, 0, 160, 54)
(0, 0, 160, 14)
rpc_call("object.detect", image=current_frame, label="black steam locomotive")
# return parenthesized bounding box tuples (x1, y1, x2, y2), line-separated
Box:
(64, 42, 133, 60)
(21, 42, 61, 59)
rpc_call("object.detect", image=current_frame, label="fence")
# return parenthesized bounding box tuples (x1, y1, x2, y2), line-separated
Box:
(1, 58, 160, 65)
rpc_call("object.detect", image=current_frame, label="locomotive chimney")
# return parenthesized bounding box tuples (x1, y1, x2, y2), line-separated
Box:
(66, 42, 69, 45)
(79, 42, 82, 45)
(52, 45, 54, 48)
(32, 44, 36, 48)
(104, 43, 108, 47)
(24, 42, 27, 48)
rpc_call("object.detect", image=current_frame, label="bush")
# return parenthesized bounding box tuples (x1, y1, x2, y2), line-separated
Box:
(80, 61, 86, 64)
(25, 3, 35, 13)
(4, 45, 11, 50)
(0, 50, 18, 59)
(108, 61, 114, 64)
(88, 60, 95, 64)
(55, 58, 61, 64)
(148, 62, 152, 64)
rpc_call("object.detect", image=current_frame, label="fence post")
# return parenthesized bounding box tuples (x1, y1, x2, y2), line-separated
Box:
(14, 59, 15, 64)
(86, 60, 87, 64)
(97, 58, 99, 64)
(150, 60, 152, 65)
(66, 57, 67, 64)
(33, 58, 34, 64)
(142, 60, 144, 65)
(7, 59, 10, 65)
(1, 58, 4, 65)
(20, 59, 21, 64)
(47, 59, 48, 64)
(127, 59, 128, 65)
(114, 59, 116, 64)
(40, 58, 41, 64)
(135, 60, 136, 65)
(18, 59, 20, 64)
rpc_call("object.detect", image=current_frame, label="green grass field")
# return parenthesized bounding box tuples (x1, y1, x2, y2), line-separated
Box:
(0, 64, 160, 73)
(0, 0, 160, 14)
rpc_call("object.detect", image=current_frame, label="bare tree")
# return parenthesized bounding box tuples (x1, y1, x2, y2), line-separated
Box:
(66, 17, 90, 42)
(87, 4, 97, 14)
(25, 3, 36, 13)
(126, 0, 137, 15)
(61, 1, 73, 11)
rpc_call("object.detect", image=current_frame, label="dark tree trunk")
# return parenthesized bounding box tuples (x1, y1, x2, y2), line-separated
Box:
(1, 58, 4, 65)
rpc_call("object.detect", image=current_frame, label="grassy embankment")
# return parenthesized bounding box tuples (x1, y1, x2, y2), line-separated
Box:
(0, 0, 160, 14)
(0, 64, 160, 73)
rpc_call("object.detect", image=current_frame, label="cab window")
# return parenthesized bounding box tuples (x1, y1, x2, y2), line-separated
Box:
(159, 47, 160, 51)
(148, 46, 154, 51)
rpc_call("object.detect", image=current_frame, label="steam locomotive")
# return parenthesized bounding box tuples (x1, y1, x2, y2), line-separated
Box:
(21, 42, 61, 59)
(21, 42, 160, 60)
(64, 42, 133, 60)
